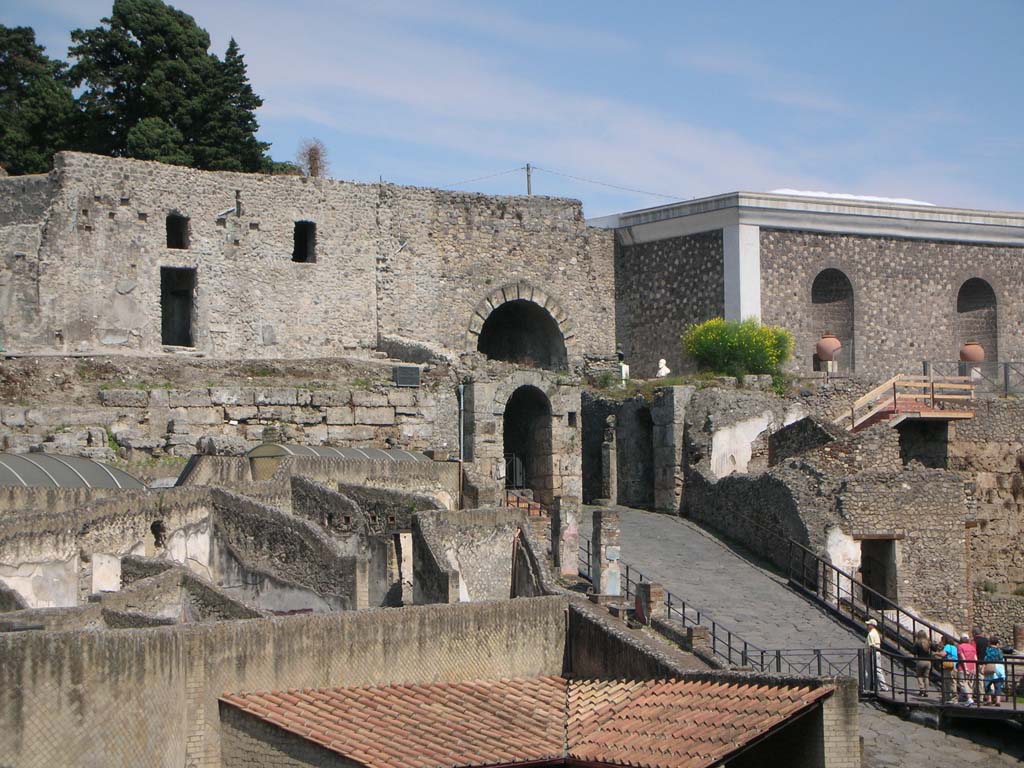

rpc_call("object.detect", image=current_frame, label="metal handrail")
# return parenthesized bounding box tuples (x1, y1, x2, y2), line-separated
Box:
(924, 360, 1024, 396)
(867, 647, 1023, 715)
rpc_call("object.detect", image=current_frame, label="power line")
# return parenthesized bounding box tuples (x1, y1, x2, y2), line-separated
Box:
(531, 165, 685, 201)
(442, 166, 525, 189)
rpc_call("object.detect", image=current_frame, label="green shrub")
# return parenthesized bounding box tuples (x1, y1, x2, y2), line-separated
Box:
(682, 318, 793, 378)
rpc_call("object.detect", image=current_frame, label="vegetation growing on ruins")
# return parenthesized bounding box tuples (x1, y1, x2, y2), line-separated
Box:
(1, 0, 279, 175)
(682, 318, 793, 379)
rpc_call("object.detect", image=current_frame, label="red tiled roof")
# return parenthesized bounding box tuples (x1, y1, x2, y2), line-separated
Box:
(221, 676, 833, 768)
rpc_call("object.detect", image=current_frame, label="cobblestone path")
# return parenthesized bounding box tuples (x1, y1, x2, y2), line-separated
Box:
(582, 506, 1022, 767)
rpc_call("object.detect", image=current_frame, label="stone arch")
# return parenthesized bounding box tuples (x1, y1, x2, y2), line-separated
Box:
(956, 277, 997, 362)
(467, 282, 573, 370)
(502, 384, 554, 505)
(811, 268, 855, 372)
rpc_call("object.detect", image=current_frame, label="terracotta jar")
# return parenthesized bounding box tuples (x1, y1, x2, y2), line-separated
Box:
(815, 334, 842, 362)
(959, 341, 985, 363)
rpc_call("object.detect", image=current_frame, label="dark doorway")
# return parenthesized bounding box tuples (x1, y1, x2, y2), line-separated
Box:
(166, 214, 190, 249)
(478, 300, 567, 370)
(860, 538, 898, 609)
(160, 267, 196, 347)
(897, 420, 949, 468)
(616, 402, 654, 508)
(503, 385, 554, 505)
(293, 221, 316, 263)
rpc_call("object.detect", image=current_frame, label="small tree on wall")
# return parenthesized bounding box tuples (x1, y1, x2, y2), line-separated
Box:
(296, 138, 330, 178)
(682, 318, 793, 379)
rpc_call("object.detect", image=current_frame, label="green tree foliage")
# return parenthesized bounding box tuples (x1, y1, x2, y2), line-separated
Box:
(682, 318, 793, 378)
(67, 0, 269, 171)
(0, 26, 74, 174)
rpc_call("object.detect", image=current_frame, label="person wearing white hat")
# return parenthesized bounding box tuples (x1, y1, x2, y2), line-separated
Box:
(865, 618, 888, 692)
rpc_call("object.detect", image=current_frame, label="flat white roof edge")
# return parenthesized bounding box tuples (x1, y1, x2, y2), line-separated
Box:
(588, 191, 1024, 232)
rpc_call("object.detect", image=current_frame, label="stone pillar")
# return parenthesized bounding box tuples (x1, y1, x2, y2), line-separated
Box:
(354, 558, 370, 610)
(651, 386, 694, 514)
(634, 581, 665, 625)
(592, 507, 620, 596)
(599, 415, 617, 505)
(723, 222, 762, 322)
(1014, 624, 1024, 653)
(552, 497, 580, 577)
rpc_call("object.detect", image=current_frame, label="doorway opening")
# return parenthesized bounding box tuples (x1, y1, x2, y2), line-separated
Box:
(503, 385, 554, 505)
(160, 267, 196, 347)
(860, 538, 898, 609)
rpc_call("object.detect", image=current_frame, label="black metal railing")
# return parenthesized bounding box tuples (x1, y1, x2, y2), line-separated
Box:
(924, 360, 1024, 396)
(866, 647, 1024, 715)
(579, 536, 860, 675)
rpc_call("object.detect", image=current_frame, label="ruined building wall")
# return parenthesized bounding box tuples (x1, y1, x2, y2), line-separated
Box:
(0, 597, 569, 768)
(376, 186, 617, 364)
(614, 230, 725, 378)
(949, 399, 1024, 639)
(760, 228, 1024, 377)
(0, 153, 617, 365)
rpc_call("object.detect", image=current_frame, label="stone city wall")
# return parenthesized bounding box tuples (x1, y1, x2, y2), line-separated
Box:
(1, 381, 452, 462)
(614, 230, 724, 378)
(0, 153, 616, 366)
(0, 596, 569, 768)
(759, 228, 1024, 378)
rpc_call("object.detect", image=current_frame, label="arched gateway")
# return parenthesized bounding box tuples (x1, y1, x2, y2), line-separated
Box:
(468, 283, 571, 371)
(502, 385, 554, 505)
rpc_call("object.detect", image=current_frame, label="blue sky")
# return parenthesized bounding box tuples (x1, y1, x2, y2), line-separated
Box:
(7, 0, 1024, 215)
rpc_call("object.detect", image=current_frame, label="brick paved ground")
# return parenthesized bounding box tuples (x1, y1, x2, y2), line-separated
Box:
(581, 507, 1023, 767)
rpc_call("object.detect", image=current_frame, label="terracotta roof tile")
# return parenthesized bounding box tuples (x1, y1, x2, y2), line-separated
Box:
(220, 676, 833, 768)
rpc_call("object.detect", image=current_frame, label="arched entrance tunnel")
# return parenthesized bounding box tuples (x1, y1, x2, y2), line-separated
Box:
(503, 385, 554, 505)
(477, 300, 567, 370)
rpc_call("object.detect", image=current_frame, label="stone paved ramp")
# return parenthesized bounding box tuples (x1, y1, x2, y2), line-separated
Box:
(586, 507, 1022, 768)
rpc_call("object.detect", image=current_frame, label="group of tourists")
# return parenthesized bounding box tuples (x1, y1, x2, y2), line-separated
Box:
(867, 618, 1013, 705)
(912, 627, 1010, 706)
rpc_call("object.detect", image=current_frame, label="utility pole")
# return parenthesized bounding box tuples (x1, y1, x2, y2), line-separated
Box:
(526, 163, 532, 196)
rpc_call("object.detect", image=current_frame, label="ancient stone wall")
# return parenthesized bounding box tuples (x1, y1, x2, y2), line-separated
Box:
(947, 399, 1024, 638)
(614, 230, 724, 378)
(0, 596, 569, 767)
(0, 153, 616, 366)
(760, 228, 1024, 377)
(2, 381, 450, 461)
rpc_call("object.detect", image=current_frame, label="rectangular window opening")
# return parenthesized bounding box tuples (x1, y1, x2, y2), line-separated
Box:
(160, 267, 196, 347)
(292, 221, 317, 263)
(166, 214, 190, 249)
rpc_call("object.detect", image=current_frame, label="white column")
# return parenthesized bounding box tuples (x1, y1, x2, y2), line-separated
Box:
(723, 223, 762, 322)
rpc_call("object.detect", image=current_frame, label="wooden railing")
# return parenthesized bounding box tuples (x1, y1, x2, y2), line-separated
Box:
(833, 374, 974, 430)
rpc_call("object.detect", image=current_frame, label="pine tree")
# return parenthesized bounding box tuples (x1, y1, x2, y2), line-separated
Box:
(195, 38, 270, 171)
(0, 26, 74, 174)
(67, 0, 270, 171)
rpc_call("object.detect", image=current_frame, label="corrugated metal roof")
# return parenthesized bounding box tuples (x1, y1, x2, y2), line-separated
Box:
(0, 453, 145, 489)
(246, 443, 432, 463)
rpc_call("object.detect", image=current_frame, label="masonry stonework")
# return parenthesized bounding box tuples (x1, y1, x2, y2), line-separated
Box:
(760, 229, 1024, 377)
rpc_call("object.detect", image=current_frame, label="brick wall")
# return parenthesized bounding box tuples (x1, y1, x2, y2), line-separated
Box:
(0, 596, 569, 767)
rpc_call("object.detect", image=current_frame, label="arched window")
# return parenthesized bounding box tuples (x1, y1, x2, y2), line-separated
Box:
(477, 300, 567, 370)
(956, 278, 997, 362)
(811, 268, 854, 372)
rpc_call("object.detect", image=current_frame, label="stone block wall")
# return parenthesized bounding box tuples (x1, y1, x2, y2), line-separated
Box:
(614, 230, 724, 378)
(0, 381, 454, 469)
(760, 228, 1024, 377)
(0, 153, 617, 367)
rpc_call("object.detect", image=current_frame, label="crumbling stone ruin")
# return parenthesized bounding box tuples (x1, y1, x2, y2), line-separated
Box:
(2, 152, 1024, 766)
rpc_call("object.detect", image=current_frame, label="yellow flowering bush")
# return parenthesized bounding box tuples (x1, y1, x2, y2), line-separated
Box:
(682, 318, 793, 377)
